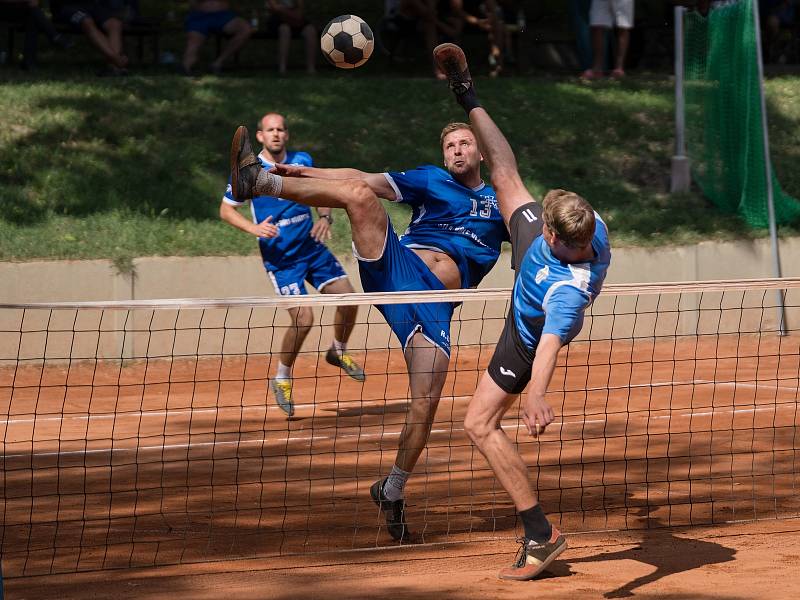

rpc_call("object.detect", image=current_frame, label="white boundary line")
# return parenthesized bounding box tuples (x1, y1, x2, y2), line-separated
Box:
(2, 403, 792, 460)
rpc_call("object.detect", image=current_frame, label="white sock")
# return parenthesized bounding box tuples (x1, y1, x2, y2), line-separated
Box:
(333, 339, 346, 355)
(275, 361, 292, 381)
(383, 465, 410, 502)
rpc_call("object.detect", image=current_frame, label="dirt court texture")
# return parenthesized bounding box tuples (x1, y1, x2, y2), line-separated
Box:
(1, 281, 799, 598)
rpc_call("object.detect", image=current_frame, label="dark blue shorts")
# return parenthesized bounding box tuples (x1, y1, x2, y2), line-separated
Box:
(266, 243, 347, 296)
(357, 222, 454, 356)
(185, 10, 237, 36)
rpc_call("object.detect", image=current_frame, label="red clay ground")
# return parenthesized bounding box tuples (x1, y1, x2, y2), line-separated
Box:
(6, 518, 800, 599)
(2, 332, 799, 594)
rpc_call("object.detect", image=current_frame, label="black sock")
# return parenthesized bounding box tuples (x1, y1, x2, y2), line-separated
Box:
(519, 505, 552, 543)
(456, 86, 481, 116)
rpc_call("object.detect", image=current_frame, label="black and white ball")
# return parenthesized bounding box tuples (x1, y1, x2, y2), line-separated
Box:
(320, 15, 374, 69)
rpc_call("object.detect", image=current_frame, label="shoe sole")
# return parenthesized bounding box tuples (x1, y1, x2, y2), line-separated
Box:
(270, 381, 294, 417)
(498, 537, 568, 581)
(230, 126, 246, 199)
(433, 43, 468, 76)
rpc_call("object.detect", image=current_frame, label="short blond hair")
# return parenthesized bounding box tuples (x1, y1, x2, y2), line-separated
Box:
(440, 122, 473, 148)
(542, 189, 595, 249)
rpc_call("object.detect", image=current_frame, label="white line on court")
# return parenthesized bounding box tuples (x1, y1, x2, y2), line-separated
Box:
(1, 403, 789, 460)
(3, 377, 796, 427)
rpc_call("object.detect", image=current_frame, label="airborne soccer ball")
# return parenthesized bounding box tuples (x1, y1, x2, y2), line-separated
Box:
(320, 15, 374, 69)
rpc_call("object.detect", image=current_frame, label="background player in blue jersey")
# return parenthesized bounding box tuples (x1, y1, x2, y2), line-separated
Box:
(219, 112, 364, 417)
(435, 43, 612, 580)
(228, 121, 509, 541)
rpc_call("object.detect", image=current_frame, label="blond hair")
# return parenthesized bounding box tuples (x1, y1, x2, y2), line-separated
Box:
(542, 189, 595, 249)
(439, 122, 473, 148)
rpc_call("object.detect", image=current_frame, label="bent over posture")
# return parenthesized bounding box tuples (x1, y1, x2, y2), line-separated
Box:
(435, 42, 612, 579)
(229, 121, 508, 541)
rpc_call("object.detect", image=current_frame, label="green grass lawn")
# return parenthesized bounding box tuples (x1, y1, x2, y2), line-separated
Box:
(1, 69, 799, 266)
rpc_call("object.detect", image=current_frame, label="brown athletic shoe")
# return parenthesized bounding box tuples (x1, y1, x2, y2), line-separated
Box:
(230, 125, 261, 200)
(498, 528, 568, 581)
(433, 43, 474, 98)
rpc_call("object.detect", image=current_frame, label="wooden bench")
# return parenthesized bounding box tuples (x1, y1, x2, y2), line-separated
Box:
(2, 17, 162, 65)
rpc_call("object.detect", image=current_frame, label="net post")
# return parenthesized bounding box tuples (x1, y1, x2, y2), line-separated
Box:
(752, 0, 787, 334)
(670, 5, 691, 194)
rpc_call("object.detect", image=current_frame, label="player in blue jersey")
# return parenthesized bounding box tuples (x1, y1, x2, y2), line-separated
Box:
(219, 112, 364, 417)
(228, 120, 509, 542)
(435, 43, 611, 580)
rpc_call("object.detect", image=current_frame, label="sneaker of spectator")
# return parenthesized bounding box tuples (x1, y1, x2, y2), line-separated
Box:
(181, 0, 254, 76)
(265, 0, 316, 75)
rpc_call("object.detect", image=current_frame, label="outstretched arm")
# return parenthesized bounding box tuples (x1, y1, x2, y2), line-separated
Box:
(271, 164, 398, 200)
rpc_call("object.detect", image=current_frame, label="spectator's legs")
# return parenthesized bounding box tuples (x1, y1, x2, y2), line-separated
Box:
(102, 17, 124, 60)
(589, 26, 608, 74)
(301, 23, 316, 74)
(569, 0, 592, 72)
(212, 17, 253, 71)
(79, 17, 128, 69)
(22, 6, 40, 69)
(182, 31, 206, 72)
(277, 22, 290, 74)
(612, 27, 631, 76)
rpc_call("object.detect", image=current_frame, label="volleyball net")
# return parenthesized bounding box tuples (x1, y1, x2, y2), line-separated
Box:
(1, 279, 799, 577)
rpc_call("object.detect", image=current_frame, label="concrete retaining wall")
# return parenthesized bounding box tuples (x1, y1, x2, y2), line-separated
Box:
(1, 238, 796, 361)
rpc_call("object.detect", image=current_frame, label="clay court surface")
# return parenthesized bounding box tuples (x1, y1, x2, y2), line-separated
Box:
(2, 330, 799, 598)
(5, 519, 800, 599)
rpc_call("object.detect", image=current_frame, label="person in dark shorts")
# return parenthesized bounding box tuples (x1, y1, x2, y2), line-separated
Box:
(50, 0, 128, 73)
(181, 0, 253, 75)
(434, 42, 612, 581)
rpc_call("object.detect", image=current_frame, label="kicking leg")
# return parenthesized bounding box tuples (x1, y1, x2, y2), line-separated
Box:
(231, 126, 389, 260)
(433, 43, 535, 225)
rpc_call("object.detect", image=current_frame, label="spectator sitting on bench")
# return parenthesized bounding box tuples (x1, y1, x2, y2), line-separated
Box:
(181, 0, 253, 76)
(50, 0, 130, 74)
(265, 0, 316, 75)
(0, 0, 72, 69)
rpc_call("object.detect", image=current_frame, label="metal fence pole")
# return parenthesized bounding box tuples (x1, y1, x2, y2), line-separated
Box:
(752, 0, 787, 334)
(671, 5, 691, 193)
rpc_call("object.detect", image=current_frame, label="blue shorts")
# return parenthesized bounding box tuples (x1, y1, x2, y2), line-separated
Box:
(266, 243, 347, 296)
(185, 10, 237, 36)
(357, 222, 454, 356)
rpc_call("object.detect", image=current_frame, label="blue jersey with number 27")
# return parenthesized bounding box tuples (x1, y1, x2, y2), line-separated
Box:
(384, 165, 509, 288)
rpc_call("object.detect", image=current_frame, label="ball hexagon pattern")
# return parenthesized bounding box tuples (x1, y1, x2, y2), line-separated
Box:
(320, 15, 374, 69)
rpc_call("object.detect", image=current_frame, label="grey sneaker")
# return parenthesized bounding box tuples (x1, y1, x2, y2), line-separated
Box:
(498, 529, 568, 580)
(270, 379, 294, 416)
(370, 479, 412, 542)
(325, 348, 365, 382)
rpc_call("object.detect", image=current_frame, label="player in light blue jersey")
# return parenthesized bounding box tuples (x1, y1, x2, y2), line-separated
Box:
(435, 43, 611, 580)
(219, 112, 364, 418)
(228, 120, 509, 542)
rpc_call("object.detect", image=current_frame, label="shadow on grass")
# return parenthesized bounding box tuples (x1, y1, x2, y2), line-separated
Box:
(2, 70, 796, 255)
